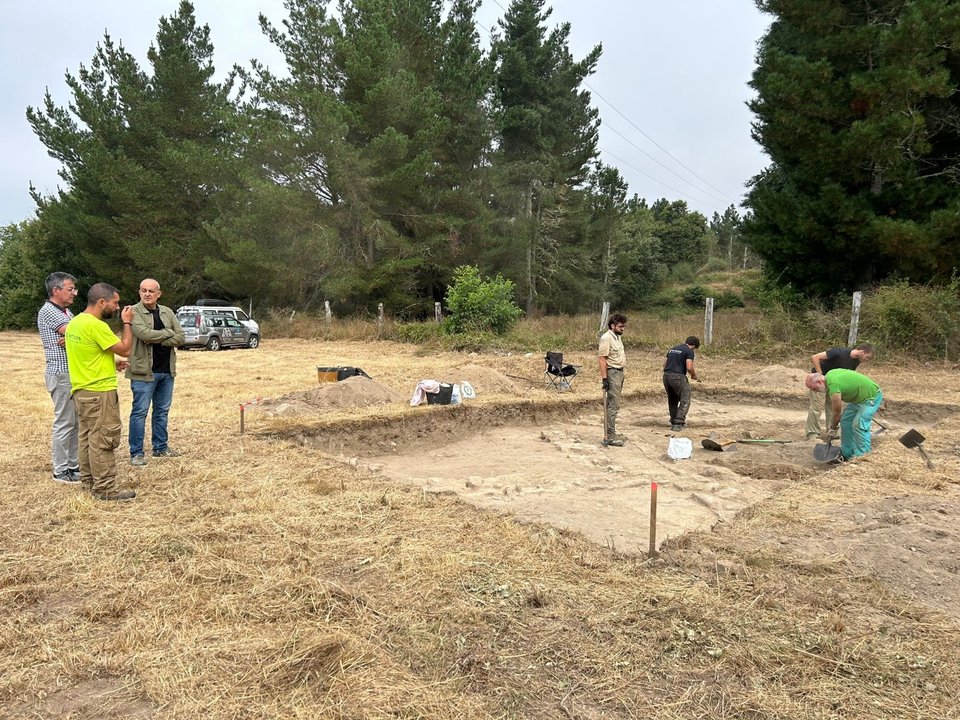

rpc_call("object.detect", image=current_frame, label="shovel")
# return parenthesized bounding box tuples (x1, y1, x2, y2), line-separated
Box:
(899, 429, 934, 469)
(701, 438, 737, 452)
(813, 435, 842, 463)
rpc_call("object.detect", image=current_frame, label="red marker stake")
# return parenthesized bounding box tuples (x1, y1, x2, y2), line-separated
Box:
(648, 482, 658, 558)
(239, 403, 245, 434)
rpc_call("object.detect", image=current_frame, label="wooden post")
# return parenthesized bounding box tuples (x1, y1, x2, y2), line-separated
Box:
(847, 291, 862, 346)
(599, 301, 610, 335)
(648, 482, 658, 558)
(324, 300, 332, 328)
(239, 404, 245, 434)
(377, 303, 384, 331)
(704, 297, 714, 345)
(434, 302, 442, 324)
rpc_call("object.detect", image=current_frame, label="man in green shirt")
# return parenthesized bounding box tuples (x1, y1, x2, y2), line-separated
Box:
(805, 368, 883, 460)
(65, 282, 137, 501)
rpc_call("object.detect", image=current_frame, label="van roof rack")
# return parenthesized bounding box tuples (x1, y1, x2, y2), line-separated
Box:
(194, 298, 233, 306)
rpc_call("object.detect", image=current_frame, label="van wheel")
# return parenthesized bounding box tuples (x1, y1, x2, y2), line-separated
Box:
(247, 334, 260, 349)
(206, 336, 222, 351)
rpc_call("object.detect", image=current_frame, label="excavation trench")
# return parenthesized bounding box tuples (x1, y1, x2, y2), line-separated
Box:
(261, 391, 948, 554)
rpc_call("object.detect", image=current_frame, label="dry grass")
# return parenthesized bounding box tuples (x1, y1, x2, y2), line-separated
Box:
(2, 331, 960, 719)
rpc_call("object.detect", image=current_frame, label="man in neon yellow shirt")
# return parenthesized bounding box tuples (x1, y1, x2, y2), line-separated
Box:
(65, 283, 137, 501)
(805, 368, 883, 460)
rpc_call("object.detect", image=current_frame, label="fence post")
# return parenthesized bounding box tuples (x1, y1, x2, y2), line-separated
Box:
(599, 301, 610, 335)
(378, 303, 384, 331)
(434, 302, 442, 324)
(848, 291, 862, 345)
(704, 297, 714, 345)
(324, 300, 332, 328)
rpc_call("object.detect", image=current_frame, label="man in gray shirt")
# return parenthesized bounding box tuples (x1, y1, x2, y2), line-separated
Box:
(37, 272, 80, 483)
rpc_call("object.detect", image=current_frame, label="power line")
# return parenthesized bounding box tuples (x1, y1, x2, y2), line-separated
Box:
(586, 82, 738, 204)
(482, 0, 739, 207)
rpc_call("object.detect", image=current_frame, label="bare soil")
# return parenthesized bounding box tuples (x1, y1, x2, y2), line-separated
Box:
(4, 335, 960, 719)
(262, 360, 960, 622)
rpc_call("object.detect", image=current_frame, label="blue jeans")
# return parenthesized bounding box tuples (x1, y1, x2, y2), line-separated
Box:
(840, 390, 882, 459)
(129, 373, 175, 456)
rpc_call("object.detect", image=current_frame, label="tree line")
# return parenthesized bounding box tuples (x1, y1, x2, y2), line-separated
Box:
(0, 0, 745, 328)
(5, 1, 955, 329)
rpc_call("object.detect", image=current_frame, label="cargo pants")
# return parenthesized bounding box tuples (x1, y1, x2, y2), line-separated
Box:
(73, 389, 122, 495)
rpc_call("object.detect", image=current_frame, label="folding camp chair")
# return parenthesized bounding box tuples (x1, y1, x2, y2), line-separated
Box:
(544, 351, 580, 392)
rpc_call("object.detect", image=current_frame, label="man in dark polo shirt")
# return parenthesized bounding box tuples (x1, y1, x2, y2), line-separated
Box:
(663, 336, 700, 432)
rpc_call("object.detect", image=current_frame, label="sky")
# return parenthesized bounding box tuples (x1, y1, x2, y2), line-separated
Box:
(0, 0, 771, 228)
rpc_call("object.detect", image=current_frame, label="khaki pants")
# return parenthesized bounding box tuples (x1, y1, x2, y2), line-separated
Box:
(805, 390, 836, 438)
(74, 389, 122, 495)
(605, 367, 624, 433)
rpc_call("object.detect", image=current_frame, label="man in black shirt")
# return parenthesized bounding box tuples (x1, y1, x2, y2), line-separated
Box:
(663, 336, 700, 432)
(805, 343, 874, 439)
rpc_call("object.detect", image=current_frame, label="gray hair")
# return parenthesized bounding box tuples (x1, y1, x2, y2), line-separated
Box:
(45, 272, 76, 297)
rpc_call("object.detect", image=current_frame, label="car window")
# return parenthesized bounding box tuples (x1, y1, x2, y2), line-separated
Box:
(235, 311, 250, 322)
(225, 318, 242, 328)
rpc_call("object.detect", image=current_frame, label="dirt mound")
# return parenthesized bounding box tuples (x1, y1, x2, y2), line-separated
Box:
(443, 363, 520, 395)
(738, 364, 807, 391)
(262, 376, 405, 416)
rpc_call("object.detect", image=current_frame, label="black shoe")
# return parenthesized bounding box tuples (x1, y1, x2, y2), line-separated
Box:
(602, 438, 625, 447)
(53, 471, 80, 485)
(93, 489, 137, 501)
(68, 467, 81, 482)
(671, 424, 684, 432)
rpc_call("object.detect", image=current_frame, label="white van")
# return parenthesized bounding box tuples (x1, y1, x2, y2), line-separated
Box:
(176, 300, 259, 334)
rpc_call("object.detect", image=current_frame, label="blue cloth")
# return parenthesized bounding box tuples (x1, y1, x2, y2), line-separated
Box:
(129, 372, 175, 456)
(840, 389, 882, 459)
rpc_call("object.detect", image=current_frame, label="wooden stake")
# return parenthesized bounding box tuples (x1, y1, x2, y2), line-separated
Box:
(648, 482, 658, 558)
(239, 404, 245, 434)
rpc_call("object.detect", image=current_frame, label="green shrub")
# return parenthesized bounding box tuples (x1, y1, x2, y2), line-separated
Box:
(714, 289, 745, 310)
(681, 285, 707, 307)
(743, 276, 807, 311)
(444, 265, 523, 335)
(861, 279, 960, 360)
(669, 262, 696, 283)
(700, 257, 729, 273)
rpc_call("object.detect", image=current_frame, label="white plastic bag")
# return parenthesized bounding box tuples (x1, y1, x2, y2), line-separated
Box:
(667, 436, 693, 460)
(460, 381, 476, 400)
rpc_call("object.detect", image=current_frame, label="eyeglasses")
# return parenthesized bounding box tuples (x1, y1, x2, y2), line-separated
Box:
(57, 286, 78, 294)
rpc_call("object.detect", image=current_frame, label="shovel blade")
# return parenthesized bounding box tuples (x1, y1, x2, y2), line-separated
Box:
(899, 429, 925, 449)
(813, 442, 841, 463)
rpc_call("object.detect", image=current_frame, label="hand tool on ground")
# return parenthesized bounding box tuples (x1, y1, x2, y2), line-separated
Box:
(701, 437, 792, 451)
(899, 429, 934, 469)
(813, 434, 842, 463)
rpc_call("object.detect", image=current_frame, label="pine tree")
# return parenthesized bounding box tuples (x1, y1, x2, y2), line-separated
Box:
(27, 1, 243, 304)
(490, 0, 600, 313)
(745, 0, 960, 295)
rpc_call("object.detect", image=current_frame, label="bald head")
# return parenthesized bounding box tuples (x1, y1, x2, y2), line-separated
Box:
(138, 278, 162, 309)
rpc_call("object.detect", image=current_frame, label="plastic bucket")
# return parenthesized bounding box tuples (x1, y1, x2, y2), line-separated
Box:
(426, 382, 454, 405)
(337, 366, 357, 381)
(317, 366, 339, 383)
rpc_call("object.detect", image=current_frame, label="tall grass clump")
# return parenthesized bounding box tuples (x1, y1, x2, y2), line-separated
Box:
(860, 278, 960, 361)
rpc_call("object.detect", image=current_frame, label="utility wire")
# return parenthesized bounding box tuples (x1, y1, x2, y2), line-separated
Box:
(586, 81, 738, 204)
(484, 0, 738, 207)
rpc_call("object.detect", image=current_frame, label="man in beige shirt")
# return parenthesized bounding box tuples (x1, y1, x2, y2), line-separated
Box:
(598, 313, 627, 446)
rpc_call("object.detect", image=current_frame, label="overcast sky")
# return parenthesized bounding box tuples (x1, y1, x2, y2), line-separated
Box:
(0, 0, 771, 227)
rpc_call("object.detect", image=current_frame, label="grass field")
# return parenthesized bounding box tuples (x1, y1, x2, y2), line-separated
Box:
(2, 331, 960, 719)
